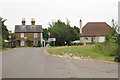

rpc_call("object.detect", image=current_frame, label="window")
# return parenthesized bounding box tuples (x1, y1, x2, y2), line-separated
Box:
(34, 33, 37, 38)
(21, 41, 24, 46)
(86, 37, 88, 40)
(21, 33, 24, 38)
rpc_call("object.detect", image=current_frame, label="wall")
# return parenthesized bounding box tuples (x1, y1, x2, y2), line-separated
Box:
(80, 36, 105, 44)
(15, 33, 42, 47)
(99, 36, 105, 42)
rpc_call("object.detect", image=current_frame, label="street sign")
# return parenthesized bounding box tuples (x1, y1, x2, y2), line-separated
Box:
(8, 30, 12, 35)
(8, 35, 11, 39)
(48, 38, 56, 42)
(48, 32, 50, 36)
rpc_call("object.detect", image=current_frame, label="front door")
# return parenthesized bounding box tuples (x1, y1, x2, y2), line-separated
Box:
(34, 41, 38, 46)
(21, 41, 24, 46)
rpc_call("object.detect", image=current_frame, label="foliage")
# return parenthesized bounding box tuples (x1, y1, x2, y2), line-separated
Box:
(43, 28, 49, 40)
(0, 17, 9, 40)
(38, 40, 42, 47)
(46, 19, 79, 46)
(116, 34, 120, 56)
(0, 17, 9, 48)
(17, 40, 20, 46)
(26, 39, 33, 47)
(11, 33, 15, 40)
(74, 26, 80, 33)
(96, 21, 119, 58)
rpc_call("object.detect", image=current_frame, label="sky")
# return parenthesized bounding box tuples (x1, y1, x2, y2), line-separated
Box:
(0, 0, 119, 32)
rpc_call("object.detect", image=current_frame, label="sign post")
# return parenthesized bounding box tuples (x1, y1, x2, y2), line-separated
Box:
(8, 30, 12, 48)
(48, 32, 50, 45)
(48, 38, 56, 46)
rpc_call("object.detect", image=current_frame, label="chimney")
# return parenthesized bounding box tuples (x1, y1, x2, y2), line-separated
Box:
(80, 19, 82, 34)
(31, 18, 35, 25)
(22, 18, 26, 25)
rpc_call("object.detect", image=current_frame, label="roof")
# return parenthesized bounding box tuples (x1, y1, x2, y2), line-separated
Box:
(15, 25, 43, 33)
(81, 22, 111, 37)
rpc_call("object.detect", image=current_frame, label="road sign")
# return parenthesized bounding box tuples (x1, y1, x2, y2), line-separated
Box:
(48, 32, 50, 36)
(8, 30, 12, 35)
(8, 35, 11, 39)
(48, 38, 56, 42)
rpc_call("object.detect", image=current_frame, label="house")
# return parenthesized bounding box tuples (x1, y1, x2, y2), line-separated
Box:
(79, 20, 111, 44)
(15, 18, 43, 47)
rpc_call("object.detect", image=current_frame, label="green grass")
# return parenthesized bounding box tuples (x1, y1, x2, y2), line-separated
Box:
(47, 45, 116, 61)
(0, 48, 13, 52)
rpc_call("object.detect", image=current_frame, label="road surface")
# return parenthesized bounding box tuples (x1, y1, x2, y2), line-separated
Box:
(2, 48, 118, 78)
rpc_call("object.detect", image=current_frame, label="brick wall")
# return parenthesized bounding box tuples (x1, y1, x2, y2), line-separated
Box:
(15, 33, 42, 47)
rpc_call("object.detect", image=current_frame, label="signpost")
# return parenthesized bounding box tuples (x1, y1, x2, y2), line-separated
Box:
(8, 30, 12, 48)
(48, 38, 56, 46)
(48, 32, 50, 37)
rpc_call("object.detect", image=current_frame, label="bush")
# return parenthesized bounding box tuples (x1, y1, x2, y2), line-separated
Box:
(38, 40, 42, 47)
(26, 39, 33, 47)
(95, 42, 118, 56)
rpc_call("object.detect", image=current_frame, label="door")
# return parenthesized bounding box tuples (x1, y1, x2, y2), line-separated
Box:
(21, 41, 24, 46)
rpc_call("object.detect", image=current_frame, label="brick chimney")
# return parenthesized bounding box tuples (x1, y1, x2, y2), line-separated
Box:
(80, 19, 82, 34)
(31, 18, 35, 25)
(22, 18, 26, 25)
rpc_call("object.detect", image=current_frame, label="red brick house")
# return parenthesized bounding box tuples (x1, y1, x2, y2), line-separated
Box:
(15, 18, 43, 47)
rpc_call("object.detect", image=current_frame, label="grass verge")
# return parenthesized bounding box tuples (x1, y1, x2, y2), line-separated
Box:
(47, 45, 116, 61)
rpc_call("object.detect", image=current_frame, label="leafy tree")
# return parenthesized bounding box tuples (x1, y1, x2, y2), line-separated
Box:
(43, 28, 49, 40)
(74, 26, 80, 33)
(11, 33, 15, 40)
(0, 17, 9, 48)
(48, 20, 79, 46)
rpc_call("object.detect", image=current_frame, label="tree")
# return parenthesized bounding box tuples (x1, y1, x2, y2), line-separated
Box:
(74, 26, 80, 33)
(0, 17, 9, 48)
(43, 28, 48, 40)
(48, 20, 79, 46)
(11, 33, 15, 40)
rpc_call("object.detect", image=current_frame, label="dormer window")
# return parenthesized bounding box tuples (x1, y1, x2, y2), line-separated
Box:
(34, 33, 37, 38)
(21, 33, 24, 38)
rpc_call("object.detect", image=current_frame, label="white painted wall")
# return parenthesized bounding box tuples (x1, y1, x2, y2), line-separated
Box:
(41, 33, 43, 46)
(99, 36, 105, 42)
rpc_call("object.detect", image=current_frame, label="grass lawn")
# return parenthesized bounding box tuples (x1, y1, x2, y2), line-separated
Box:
(0, 48, 13, 52)
(47, 45, 116, 61)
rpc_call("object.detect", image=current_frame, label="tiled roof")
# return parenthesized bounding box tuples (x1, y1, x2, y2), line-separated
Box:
(15, 25, 43, 33)
(81, 22, 111, 37)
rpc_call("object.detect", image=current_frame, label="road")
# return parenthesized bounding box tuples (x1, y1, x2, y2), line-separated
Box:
(2, 48, 118, 78)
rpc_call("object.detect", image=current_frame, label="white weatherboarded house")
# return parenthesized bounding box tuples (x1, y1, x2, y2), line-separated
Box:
(80, 22, 111, 44)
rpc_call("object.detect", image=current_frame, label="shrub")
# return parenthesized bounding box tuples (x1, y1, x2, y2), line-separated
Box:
(38, 40, 42, 47)
(26, 39, 33, 47)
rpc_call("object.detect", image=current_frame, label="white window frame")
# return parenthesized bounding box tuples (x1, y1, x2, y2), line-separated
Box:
(34, 33, 37, 38)
(21, 41, 24, 46)
(21, 33, 24, 38)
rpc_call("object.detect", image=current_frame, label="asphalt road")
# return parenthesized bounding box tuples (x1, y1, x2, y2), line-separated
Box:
(2, 48, 118, 78)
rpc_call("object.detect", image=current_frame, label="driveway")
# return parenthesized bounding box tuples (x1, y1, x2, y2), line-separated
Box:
(2, 48, 118, 78)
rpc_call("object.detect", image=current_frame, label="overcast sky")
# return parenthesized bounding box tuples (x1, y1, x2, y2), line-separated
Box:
(0, 0, 119, 32)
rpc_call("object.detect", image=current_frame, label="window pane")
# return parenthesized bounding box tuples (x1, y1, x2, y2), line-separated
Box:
(21, 33, 24, 38)
(34, 33, 37, 38)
